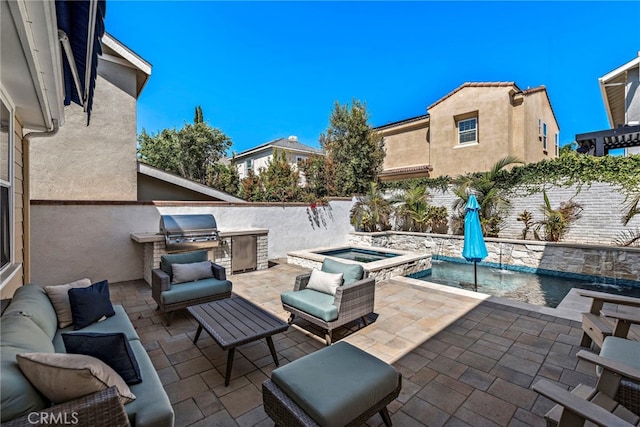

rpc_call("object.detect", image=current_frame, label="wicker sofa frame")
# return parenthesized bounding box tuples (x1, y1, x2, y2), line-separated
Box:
(151, 262, 231, 325)
(2, 387, 130, 427)
(262, 375, 402, 427)
(283, 272, 375, 345)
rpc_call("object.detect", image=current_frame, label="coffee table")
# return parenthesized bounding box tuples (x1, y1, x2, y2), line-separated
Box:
(187, 296, 289, 386)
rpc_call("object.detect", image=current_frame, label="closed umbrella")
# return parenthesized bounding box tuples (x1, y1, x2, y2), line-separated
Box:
(462, 195, 488, 291)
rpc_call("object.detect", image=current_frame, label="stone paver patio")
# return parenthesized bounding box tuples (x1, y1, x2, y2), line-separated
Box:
(109, 263, 601, 426)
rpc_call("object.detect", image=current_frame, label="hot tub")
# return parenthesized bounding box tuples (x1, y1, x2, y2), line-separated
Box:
(287, 245, 431, 282)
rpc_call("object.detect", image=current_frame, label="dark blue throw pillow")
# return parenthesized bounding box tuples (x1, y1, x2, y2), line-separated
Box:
(62, 332, 142, 385)
(68, 280, 116, 330)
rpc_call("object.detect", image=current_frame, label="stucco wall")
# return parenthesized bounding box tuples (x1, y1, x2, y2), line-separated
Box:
(380, 120, 430, 170)
(523, 90, 559, 162)
(29, 61, 138, 201)
(29, 199, 354, 286)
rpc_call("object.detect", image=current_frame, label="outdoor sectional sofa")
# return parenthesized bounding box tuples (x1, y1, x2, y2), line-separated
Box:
(0, 283, 174, 427)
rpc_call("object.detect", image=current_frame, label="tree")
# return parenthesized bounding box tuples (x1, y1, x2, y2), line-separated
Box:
(299, 155, 336, 199)
(259, 149, 302, 202)
(207, 162, 240, 196)
(394, 183, 430, 232)
(533, 190, 583, 242)
(137, 107, 232, 184)
(320, 100, 384, 196)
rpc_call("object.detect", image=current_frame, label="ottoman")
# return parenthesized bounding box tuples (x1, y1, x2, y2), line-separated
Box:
(262, 342, 402, 426)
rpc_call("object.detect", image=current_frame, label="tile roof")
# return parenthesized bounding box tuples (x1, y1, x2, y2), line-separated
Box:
(427, 82, 519, 110)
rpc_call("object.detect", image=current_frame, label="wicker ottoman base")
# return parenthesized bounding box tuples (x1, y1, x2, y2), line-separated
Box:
(262, 375, 402, 427)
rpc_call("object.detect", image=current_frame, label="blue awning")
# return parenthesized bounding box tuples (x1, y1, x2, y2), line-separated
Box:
(55, 0, 106, 125)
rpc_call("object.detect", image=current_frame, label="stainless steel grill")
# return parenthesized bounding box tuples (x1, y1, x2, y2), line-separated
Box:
(160, 214, 220, 252)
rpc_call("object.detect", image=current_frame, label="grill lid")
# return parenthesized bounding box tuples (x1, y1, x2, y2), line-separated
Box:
(160, 214, 217, 234)
(160, 214, 220, 252)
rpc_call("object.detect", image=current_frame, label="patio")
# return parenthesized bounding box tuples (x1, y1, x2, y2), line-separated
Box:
(110, 262, 598, 427)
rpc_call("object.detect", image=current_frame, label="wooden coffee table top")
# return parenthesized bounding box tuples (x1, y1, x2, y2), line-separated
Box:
(187, 296, 289, 350)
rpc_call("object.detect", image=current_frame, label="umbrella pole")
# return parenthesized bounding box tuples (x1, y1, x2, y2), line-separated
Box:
(474, 262, 478, 292)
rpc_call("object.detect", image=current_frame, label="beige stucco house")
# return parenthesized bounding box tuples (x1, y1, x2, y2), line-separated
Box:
(232, 136, 324, 180)
(376, 82, 560, 180)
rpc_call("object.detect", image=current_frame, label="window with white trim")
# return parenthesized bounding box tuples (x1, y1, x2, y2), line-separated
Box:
(457, 117, 477, 144)
(543, 123, 547, 150)
(1, 98, 12, 271)
(245, 159, 253, 172)
(538, 118, 542, 136)
(555, 133, 559, 156)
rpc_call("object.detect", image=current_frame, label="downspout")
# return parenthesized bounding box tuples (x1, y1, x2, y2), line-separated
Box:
(21, 120, 59, 283)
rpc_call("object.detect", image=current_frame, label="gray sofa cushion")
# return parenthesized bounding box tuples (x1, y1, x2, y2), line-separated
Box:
(321, 258, 364, 285)
(280, 289, 338, 322)
(160, 250, 208, 277)
(53, 305, 139, 352)
(161, 278, 232, 305)
(0, 314, 55, 422)
(4, 284, 58, 339)
(126, 340, 174, 427)
(271, 342, 399, 426)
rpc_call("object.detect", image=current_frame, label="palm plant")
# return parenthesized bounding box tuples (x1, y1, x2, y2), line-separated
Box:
(533, 190, 583, 242)
(394, 184, 430, 232)
(615, 193, 640, 246)
(350, 182, 393, 232)
(451, 156, 522, 237)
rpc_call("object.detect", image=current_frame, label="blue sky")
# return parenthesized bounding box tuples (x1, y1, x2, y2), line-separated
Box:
(105, 1, 640, 154)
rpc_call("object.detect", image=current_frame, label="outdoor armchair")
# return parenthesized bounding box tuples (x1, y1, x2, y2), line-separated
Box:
(152, 250, 232, 325)
(578, 290, 640, 349)
(533, 347, 640, 426)
(281, 258, 375, 345)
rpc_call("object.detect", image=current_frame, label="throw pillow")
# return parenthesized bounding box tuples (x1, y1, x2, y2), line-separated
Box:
(44, 278, 92, 328)
(16, 353, 136, 405)
(305, 269, 343, 296)
(172, 261, 214, 284)
(62, 332, 142, 385)
(68, 280, 116, 330)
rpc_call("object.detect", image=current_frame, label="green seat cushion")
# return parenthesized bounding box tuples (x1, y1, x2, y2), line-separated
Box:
(53, 305, 139, 351)
(271, 342, 399, 427)
(125, 340, 174, 427)
(281, 289, 338, 322)
(161, 278, 231, 305)
(0, 315, 54, 422)
(321, 258, 364, 285)
(598, 336, 640, 375)
(3, 284, 58, 339)
(160, 250, 208, 277)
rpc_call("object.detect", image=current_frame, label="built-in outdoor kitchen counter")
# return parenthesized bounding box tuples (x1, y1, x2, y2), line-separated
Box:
(131, 228, 269, 285)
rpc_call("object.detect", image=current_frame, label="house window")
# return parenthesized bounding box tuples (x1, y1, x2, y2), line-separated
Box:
(457, 118, 477, 144)
(538, 118, 542, 137)
(543, 123, 547, 150)
(0, 98, 12, 271)
(555, 133, 559, 156)
(245, 159, 253, 172)
(296, 156, 305, 164)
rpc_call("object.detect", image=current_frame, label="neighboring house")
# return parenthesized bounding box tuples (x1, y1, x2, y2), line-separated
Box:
(375, 82, 560, 180)
(137, 162, 244, 202)
(576, 52, 640, 156)
(1, 0, 106, 296)
(232, 136, 324, 180)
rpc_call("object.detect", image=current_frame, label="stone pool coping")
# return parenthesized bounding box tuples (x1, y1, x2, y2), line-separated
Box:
(287, 245, 431, 281)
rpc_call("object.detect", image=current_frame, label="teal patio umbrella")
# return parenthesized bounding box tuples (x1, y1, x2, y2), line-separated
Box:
(461, 195, 488, 291)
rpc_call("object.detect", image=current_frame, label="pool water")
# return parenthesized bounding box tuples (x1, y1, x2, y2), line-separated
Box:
(316, 248, 400, 263)
(411, 259, 640, 308)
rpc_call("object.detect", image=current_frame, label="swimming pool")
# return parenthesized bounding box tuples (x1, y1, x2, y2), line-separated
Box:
(409, 258, 640, 308)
